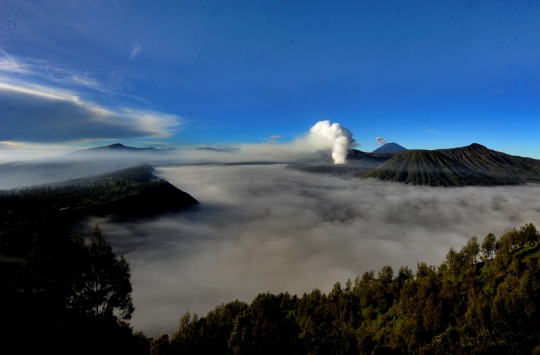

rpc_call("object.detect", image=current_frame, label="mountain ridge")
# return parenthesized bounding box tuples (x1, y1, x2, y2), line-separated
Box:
(0, 143, 172, 190)
(362, 143, 540, 186)
(0, 164, 199, 257)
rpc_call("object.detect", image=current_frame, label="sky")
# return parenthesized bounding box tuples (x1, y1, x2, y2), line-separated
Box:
(1, 0, 540, 159)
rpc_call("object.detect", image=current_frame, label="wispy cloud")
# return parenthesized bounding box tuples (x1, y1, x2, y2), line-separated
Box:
(130, 44, 143, 60)
(263, 135, 282, 143)
(139, 141, 180, 148)
(474, 90, 506, 98)
(0, 79, 184, 143)
(0, 50, 33, 75)
(0, 52, 150, 103)
(117, 109, 186, 138)
(72, 74, 100, 87)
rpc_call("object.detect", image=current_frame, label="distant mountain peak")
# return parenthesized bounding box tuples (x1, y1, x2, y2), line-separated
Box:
(95, 143, 162, 150)
(87, 143, 132, 150)
(467, 143, 489, 150)
(87, 143, 159, 151)
(109, 143, 126, 148)
(372, 142, 407, 154)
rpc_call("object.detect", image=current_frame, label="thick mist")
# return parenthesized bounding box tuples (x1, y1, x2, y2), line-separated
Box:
(0, 120, 356, 189)
(79, 165, 540, 337)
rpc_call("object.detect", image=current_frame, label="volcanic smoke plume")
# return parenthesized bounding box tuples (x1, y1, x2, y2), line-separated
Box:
(308, 121, 355, 164)
(376, 137, 387, 145)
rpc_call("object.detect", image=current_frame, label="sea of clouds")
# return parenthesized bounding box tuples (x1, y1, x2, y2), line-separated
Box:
(79, 164, 540, 337)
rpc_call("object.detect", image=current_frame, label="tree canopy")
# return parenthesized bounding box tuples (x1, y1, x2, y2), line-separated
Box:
(155, 223, 540, 355)
(4, 216, 540, 354)
(2, 224, 141, 354)
(17, 224, 134, 322)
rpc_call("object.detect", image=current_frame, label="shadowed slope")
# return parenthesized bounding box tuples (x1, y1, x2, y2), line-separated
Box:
(363, 143, 540, 186)
(438, 143, 540, 183)
(0, 165, 198, 257)
(363, 149, 500, 186)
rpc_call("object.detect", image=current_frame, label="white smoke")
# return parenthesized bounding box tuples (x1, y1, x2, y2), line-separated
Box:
(308, 121, 355, 164)
(0, 121, 357, 179)
(376, 137, 387, 145)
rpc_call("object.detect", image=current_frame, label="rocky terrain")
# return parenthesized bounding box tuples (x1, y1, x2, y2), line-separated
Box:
(291, 143, 540, 187)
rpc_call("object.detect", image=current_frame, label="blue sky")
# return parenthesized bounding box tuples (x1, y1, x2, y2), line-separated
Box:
(1, 0, 539, 158)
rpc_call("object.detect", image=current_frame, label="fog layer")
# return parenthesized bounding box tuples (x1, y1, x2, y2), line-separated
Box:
(80, 165, 540, 336)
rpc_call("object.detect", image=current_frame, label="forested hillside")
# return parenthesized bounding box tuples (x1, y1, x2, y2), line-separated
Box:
(2, 212, 540, 353)
(155, 223, 540, 355)
(0, 165, 199, 354)
(0, 165, 198, 258)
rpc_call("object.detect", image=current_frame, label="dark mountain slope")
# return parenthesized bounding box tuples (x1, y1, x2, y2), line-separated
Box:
(363, 143, 540, 186)
(437, 143, 540, 183)
(0, 165, 198, 257)
(362, 149, 500, 186)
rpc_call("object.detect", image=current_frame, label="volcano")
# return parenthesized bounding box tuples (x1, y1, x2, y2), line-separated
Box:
(372, 142, 407, 154)
(363, 143, 540, 186)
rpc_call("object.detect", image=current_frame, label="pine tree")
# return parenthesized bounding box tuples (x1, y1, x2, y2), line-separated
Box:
(79, 224, 135, 321)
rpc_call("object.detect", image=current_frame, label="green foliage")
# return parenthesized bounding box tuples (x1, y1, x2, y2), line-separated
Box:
(228, 292, 303, 355)
(2, 225, 140, 354)
(4, 181, 540, 355)
(17, 224, 134, 322)
(16, 229, 89, 315)
(151, 334, 170, 355)
(164, 223, 540, 355)
(0, 165, 197, 353)
(81, 224, 135, 320)
(481, 233, 496, 261)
